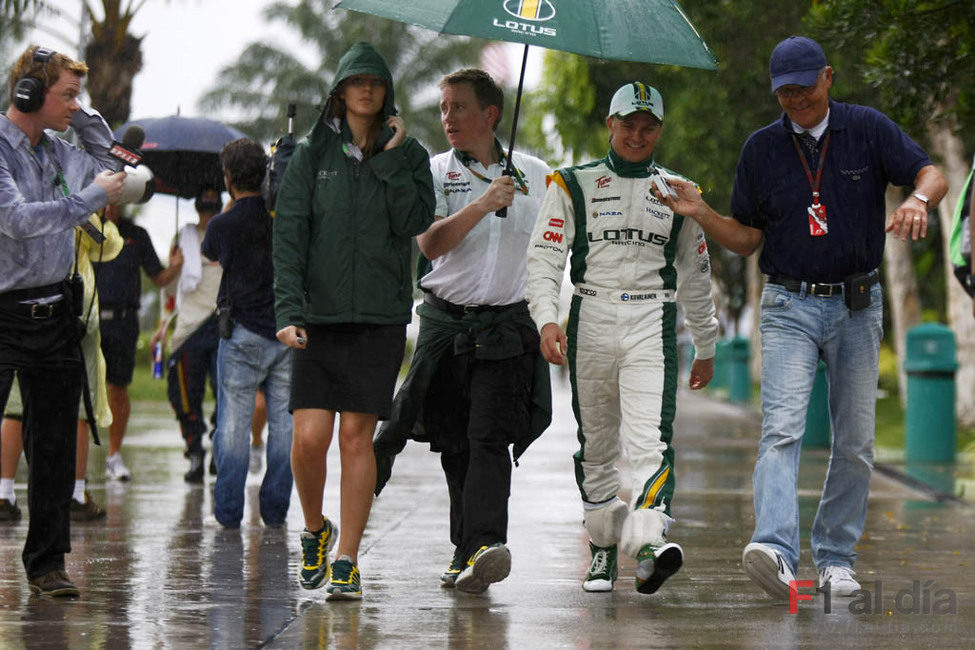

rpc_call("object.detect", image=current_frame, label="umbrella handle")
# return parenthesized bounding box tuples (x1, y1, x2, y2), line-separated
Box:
(495, 44, 530, 219)
(287, 103, 296, 137)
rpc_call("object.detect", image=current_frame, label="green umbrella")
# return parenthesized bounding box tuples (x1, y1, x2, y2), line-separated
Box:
(334, 0, 717, 212)
(333, 0, 717, 69)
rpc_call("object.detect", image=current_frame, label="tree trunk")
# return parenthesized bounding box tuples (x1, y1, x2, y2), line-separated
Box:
(882, 186, 921, 408)
(747, 253, 763, 384)
(928, 118, 975, 426)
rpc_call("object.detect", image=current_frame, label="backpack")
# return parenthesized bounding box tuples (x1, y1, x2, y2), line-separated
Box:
(263, 133, 296, 217)
(262, 104, 298, 216)
(948, 154, 974, 297)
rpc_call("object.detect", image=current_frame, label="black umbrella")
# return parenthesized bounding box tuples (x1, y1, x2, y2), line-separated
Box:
(114, 116, 248, 199)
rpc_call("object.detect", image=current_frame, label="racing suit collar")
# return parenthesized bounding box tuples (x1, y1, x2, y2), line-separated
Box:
(605, 149, 656, 178)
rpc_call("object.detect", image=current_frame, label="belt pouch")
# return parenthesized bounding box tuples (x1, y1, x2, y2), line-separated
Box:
(843, 272, 873, 311)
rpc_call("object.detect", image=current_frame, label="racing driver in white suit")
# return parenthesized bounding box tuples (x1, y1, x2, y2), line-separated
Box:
(526, 82, 718, 595)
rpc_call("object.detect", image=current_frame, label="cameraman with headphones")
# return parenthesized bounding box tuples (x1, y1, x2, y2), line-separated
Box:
(0, 45, 125, 597)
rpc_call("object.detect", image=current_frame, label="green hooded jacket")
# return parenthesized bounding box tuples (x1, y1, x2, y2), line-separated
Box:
(273, 42, 434, 329)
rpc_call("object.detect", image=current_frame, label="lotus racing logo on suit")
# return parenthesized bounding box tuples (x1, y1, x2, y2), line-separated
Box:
(588, 228, 670, 246)
(495, 1, 557, 37)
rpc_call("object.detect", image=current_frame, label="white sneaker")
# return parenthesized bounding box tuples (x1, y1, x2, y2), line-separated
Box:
(819, 565, 860, 597)
(249, 444, 264, 474)
(742, 542, 796, 600)
(105, 453, 131, 481)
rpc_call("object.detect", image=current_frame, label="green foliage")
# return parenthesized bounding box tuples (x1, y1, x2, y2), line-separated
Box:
(807, 0, 975, 150)
(0, 0, 58, 97)
(199, 0, 487, 149)
(521, 53, 597, 162)
(0, 0, 50, 41)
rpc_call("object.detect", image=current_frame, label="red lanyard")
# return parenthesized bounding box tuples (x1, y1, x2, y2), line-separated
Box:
(791, 131, 831, 203)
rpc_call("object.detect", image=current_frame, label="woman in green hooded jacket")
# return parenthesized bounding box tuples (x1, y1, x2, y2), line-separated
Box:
(273, 42, 434, 600)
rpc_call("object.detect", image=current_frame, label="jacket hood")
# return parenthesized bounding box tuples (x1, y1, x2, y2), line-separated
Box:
(323, 42, 397, 121)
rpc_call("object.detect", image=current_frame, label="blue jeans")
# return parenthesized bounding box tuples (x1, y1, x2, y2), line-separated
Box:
(751, 282, 883, 574)
(213, 325, 294, 527)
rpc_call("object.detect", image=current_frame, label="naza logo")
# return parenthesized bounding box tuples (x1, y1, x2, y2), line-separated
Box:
(503, 0, 556, 22)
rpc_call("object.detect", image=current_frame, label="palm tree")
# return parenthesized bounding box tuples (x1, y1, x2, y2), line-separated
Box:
(82, 0, 145, 128)
(199, 0, 487, 149)
(1, 1, 54, 63)
(1, 0, 45, 41)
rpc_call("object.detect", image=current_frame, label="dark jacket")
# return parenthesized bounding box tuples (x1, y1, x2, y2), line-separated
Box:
(273, 42, 435, 328)
(372, 301, 553, 495)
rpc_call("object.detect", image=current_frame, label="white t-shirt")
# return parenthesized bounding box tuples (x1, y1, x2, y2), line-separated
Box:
(169, 223, 222, 351)
(421, 147, 549, 306)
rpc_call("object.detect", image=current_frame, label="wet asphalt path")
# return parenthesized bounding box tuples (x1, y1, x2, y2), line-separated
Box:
(0, 375, 973, 648)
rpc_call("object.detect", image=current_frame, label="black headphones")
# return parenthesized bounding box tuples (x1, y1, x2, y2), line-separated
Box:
(12, 47, 57, 113)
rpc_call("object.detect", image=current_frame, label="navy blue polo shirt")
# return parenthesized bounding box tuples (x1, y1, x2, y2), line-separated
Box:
(92, 218, 164, 309)
(201, 195, 277, 341)
(730, 100, 931, 282)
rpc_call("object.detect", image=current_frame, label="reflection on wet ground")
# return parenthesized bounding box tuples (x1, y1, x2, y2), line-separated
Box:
(0, 383, 973, 648)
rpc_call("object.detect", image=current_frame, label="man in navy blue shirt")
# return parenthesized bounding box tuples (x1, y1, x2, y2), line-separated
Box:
(661, 36, 947, 601)
(94, 204, 182, 482)
(201, 138, 293, 529)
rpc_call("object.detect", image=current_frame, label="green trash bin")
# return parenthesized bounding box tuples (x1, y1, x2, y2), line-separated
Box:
(727, 337, 751, 403)
(803, 361, 830, 448)
(904, 323, 957, 463)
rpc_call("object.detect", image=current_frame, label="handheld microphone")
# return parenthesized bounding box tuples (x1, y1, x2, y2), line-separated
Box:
(108, 125, 146, 167)
(110, 125, 154, 204)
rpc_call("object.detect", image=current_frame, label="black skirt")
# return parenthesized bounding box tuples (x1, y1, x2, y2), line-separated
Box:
(289, 323, 406, 419)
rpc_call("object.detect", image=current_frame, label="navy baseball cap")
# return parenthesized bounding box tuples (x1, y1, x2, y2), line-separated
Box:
(769, 36, 828, 92)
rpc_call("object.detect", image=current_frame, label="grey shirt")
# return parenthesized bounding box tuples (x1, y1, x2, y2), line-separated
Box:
(0, 105, 117, 293)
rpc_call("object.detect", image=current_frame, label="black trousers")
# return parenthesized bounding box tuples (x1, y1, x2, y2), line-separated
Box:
(425, 349, 535, 561)
(0, 295, 81, 579)
(166, 315, 219, 453)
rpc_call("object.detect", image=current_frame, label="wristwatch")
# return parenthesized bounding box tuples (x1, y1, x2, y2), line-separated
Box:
(912, 192, 930, 206)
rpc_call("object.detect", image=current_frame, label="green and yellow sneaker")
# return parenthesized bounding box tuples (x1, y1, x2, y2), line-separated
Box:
(326, 556, 362, 601)
(454, 543, 511, 594)
(297, 516, 337, 590)
(440, 548, 465, 588)
(635, 542, 683, 594)
(582, 541, 618, 592)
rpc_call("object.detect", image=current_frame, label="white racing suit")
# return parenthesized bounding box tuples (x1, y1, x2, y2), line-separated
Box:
(526, 156, 718, 556)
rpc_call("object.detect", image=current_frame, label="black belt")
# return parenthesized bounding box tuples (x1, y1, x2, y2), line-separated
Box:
(0, 283, 67, 320)
(423, 293, 528, 318)
(767, 271, 879, 298)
